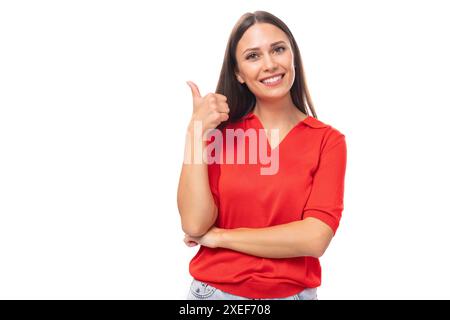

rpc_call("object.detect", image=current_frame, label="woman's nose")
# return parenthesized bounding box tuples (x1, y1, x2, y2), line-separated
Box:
(262, 53, 278, 71)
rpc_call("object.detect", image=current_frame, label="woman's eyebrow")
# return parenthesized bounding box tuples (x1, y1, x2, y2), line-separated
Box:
(242, 41, 287, 55)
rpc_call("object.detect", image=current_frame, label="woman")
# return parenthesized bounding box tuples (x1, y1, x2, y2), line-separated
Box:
(177, 11, 347, 300)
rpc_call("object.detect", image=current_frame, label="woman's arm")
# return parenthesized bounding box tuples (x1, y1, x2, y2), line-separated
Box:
(185, 217, 334, 258)
(177, 81, 229, 237)
(177, 123, 218, 237)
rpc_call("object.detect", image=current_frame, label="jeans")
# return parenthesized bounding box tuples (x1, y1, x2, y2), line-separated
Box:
(187, 278, 318, 300)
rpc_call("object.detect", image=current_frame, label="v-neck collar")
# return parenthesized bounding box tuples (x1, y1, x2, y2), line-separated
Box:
(242, 112, 328, 129)
(241, 112, 329, 151)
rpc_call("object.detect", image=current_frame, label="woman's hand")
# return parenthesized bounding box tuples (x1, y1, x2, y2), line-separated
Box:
(186, 81, 230, 134)
(183, 226, 224, 249)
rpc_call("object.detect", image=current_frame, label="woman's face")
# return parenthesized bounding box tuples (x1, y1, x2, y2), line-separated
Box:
(235, 23, 295, 101)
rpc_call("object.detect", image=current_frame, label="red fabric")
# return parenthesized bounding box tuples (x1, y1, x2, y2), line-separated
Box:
(189, 112, 347, 299)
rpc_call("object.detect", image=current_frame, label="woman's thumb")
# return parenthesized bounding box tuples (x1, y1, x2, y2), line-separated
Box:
(186, 81, 201, 99)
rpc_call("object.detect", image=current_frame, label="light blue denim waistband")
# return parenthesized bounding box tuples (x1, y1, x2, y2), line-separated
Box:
(187, 278, 318, 300)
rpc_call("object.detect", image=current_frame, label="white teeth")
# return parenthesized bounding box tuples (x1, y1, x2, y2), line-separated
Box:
(262, 75, 283, 84)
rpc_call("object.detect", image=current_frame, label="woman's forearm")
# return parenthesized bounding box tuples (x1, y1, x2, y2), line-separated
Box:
(217, 218, 332, 259)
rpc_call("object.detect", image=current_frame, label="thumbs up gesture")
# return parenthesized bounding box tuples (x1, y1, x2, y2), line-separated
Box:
(186, 81, 230, 134)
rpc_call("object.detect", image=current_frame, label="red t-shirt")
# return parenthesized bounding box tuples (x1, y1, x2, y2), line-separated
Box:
(189, 111, 347, 299)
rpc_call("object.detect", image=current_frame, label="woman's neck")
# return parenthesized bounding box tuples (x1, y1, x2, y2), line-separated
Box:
(253, 97, 306, 128)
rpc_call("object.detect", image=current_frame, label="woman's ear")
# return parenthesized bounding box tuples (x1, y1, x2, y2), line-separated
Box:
(235, 73, 244, 84)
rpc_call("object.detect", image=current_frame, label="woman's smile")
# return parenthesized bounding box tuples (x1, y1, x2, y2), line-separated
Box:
(260, 74, 285, 87)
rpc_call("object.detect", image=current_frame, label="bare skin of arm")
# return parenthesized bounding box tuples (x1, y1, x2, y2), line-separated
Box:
(184, 217, 334, 258)
(177, 125, 218, 237)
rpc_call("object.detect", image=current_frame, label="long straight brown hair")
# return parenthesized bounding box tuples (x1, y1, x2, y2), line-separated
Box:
(216, 11, 317, 131)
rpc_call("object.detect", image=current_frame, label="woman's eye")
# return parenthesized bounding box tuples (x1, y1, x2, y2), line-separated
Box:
(246, 47, 285, 60)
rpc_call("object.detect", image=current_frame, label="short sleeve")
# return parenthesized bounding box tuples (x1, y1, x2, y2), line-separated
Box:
(302, 132, 347, 235)
(205, 131, 222, 209)
(207, 161, 220, 208)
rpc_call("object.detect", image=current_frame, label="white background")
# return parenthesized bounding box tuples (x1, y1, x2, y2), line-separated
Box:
(1, 0, 449, 299)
